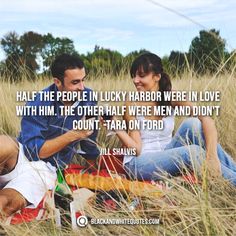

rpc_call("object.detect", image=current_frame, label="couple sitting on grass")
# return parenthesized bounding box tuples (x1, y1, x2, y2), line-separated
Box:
(0, 53, 235, 218)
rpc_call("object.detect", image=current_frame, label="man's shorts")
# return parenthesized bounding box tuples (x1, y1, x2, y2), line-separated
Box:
(0, 143, 57, 208)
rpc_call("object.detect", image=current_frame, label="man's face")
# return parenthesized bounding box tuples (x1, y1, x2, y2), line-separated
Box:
(55, 67, 86, 93)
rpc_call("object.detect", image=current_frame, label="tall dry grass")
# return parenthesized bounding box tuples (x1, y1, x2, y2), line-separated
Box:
(0, 71, 236, 235)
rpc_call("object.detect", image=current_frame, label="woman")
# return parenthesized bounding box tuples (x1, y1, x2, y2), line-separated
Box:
(112, 52, 236, 185)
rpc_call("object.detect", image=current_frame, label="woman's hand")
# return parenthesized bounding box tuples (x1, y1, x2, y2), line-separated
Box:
(205, 153, 222, 178)
(100, 115, 116, 131)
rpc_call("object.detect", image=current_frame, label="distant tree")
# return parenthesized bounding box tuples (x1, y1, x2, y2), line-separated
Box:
(94, 45, 100, 52)
(1, 31, 21, 55)
(0, 60, 6, 76)
(1, 31, 23, 80)
(79, 53, 91, 74)
(189, 29, 226, 74)
(20, 31, 44, 75)
(224, 50, 236, 72)
(86, 46, 124, 75)
(1, 31, 77, 79)
(168, 51, 188, 76)
(1, 31, 44, 80)
(123, 49, 149, 73)
(41, 33, 76, 71)
(230, 50, 236, 66)
(161, 55, 172, 75)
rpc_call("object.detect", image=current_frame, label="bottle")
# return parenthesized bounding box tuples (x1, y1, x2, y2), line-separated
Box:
(128, 198, 140, 211)
(54, 168, 73, 227)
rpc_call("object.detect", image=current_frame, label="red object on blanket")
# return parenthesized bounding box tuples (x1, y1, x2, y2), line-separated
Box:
(66, 154, 125, 175)
(8, 193, 50, 225)
(182, 173, 198, 184)
(99, 154, 125, 174)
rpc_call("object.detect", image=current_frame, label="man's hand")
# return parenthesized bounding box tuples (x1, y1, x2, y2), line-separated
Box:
(67, 129, 93, 142)
(66, 116, 94, 141)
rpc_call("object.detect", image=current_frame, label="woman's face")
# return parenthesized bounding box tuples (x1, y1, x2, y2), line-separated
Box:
(132, 71, 160, 92)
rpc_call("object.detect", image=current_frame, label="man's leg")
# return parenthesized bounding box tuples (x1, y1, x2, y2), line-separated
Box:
(0, 135, 18, 174)
(0, 189, 27, 217)
(0, 135, 27, 216)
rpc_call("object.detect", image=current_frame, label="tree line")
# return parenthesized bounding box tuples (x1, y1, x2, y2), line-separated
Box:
(0, 29, 235, 81)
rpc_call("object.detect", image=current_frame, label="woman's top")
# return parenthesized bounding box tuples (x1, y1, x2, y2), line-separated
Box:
(123, 114, 175, 165)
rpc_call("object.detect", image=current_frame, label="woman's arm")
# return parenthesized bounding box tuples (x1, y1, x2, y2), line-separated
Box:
(107, 100, 142, 156)
(197, 115, 221, 176)
(115, 128, 142, 156)
(172, 100, 221, 176)
(116, 130, 142, 156)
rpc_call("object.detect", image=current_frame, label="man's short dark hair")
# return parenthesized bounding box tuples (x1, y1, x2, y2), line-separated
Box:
(51, 54, 84, 83)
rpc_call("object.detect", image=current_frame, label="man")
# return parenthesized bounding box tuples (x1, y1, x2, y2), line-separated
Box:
(0, 54, 100, 216)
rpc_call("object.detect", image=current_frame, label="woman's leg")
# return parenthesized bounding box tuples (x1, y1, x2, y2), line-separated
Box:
(216, 144, 236, 172)
(166, 118, 236, 172)
(221, 165, 236, 186)
(124, 144, 236, 186)
(125, 144, 205, 181)
(166, 118, 205, 149)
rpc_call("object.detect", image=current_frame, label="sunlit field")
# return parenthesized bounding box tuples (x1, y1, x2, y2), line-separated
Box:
(0, 71, 236, 236)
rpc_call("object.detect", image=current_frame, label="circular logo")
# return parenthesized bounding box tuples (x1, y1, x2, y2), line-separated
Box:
(77, 215, 88, 227)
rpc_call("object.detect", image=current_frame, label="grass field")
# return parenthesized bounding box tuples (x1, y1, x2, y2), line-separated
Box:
(0, 72, 236, 235)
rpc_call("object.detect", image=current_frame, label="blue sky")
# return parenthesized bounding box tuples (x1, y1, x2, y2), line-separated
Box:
(0, 0, 236, 61)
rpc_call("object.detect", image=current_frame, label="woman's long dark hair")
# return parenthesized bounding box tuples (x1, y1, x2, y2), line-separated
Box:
(130, 52, 172, 107)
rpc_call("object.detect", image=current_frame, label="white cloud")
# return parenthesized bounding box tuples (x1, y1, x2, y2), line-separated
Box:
(0, 0, 235, 61)
(0, 0, 220, 15)
(1, 0, 235, 30)
(1, 0, 233, 31)
(90, 28, 134, 41)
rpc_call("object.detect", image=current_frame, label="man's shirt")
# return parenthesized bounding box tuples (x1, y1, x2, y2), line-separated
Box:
(18, 84, 100, 168)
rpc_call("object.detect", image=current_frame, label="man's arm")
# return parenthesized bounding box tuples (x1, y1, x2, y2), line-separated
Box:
(19, 107, 93, 160)
(38, 129, 93, 159)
